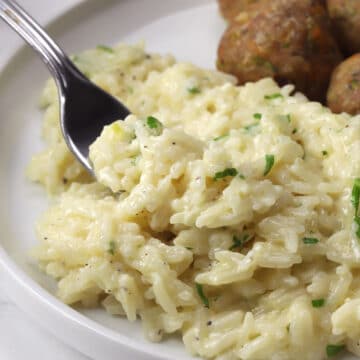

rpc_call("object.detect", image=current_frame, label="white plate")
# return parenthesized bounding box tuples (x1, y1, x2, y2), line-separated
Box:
(0, 1, 356, 359)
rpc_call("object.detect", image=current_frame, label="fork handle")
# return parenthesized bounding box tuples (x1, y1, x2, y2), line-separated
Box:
(0, 0, 76, 87)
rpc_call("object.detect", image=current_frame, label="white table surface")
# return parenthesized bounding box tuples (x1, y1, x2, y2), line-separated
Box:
(0, 292, 90, 360)
(0, 1, 91, 359)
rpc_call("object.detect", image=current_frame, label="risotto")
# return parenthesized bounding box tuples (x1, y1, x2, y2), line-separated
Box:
(27, 43, 360, 360)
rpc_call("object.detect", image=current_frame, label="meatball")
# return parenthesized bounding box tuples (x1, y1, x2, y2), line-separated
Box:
(327, 54, 360, 114)
(327, 0, 360, 55)
(217, 0, 342, 103)
(218, 0, 261, 21)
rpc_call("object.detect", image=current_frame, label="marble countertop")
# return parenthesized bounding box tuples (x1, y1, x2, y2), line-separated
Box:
(1, 1, 90, 359)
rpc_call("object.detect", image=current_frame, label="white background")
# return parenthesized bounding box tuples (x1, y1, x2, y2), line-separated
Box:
(0, 1, 89, 358)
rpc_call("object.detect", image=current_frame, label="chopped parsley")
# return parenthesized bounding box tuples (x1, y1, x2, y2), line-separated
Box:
(292, 128, 298, 134)
(322, 150, 328, 156)
(352, 178, 360, 239)
(195, 283, 209, 308)
(253, 113, 262, 120)
(213, 134, 229, 141)
(350, 79, 360, 90)
(229, 234, 252, 250)
(303, 237, 319, 244)
(108, 241, 116, 255)
(147, 116, 161, 129)
(187, 86, 201, 94)
(214, 168, 238, 181)
(263, 154, 275, 176)
(278, 114, 291, 123)
(146, 116, 163, 136)
(185, 247, 193, 250)
(244, 123, 260, 132)
(354, 217, 360, 239)
(264, 93, 283, 100)
(351, 178, 360, 214)
(326, 344, 345, 357)
(311, 298, 325, 308)
(253, 56, 276, 72)
(96, 45, 114, 53)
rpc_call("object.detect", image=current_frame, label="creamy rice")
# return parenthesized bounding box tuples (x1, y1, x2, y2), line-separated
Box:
(27, 43, 360, 360)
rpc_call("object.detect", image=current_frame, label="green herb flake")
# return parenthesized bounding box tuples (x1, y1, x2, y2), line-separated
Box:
(97, 45, 114, 53)
(146, 116, 163, 136)
(322, 150, 328, 156)
(187, 86, 201, 95)
(244, 123, 260, 132)
(239, 174, 246, 180)
(253, 113, 262, 120)
(350, 79, 360, 90)
(185, 247, 193, 250)
(229, 234, 252, 250)
(195, 283, 209, 308)
(278, 114, 291, 123)
(326, 344, 345, 357)
(263, 154, 275, 176)
(253, 56, 276, 72)
(303, 237, 319, 244)
(264, 93, 283, 100)
(351, 178, 360, 214)
(214, 168, 238, 181)
(292, 128, 298, 134)
(352, 178, 360, 240)
(213, 134, 229, 141)
(147, 116, 161, 129)
(312, 298, 325, 308)
(108, 241, 116, 255)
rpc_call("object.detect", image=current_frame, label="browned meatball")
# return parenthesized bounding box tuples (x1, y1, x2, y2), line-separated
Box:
(327, 0, 360, 55)
(327, 54, 360, 114)
(218, 0, 261, 21)
(217, 0, 342, 103)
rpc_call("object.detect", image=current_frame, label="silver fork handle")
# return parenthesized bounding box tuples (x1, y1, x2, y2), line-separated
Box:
(0, 0, 70, 85)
